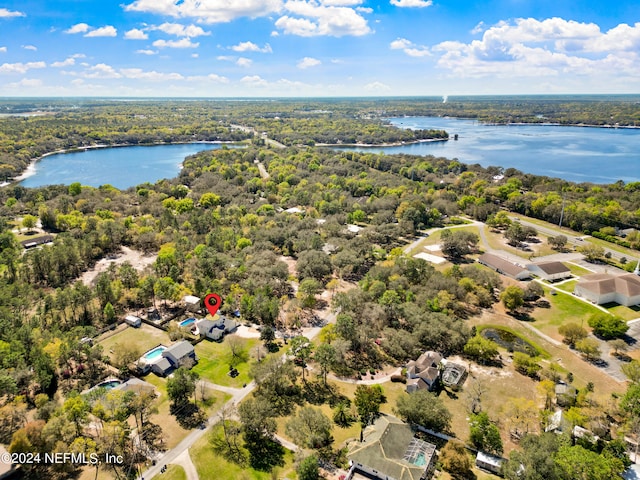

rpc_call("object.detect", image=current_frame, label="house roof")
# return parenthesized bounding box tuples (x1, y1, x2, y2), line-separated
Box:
(532, 261, 570, 275)
(476, 451, 504, 468)
(348, 415, 435, 480)
(478, 253, 530, 278)
(153, 357, 172, 373)
(577, 273, 640, 297)
(163, 340, 195, 359)
(196, 319, 217, 332)
(116, 378, 156, 395)
(183, 295, 200, 304)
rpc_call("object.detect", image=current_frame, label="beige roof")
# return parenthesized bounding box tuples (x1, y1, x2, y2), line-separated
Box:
(348, 415, 435, 480)
(478, 253, 529, 278)
(578, 273, 640, 297)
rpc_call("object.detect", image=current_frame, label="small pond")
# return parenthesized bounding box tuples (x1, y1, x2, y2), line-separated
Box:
(481, 328, 538, 356)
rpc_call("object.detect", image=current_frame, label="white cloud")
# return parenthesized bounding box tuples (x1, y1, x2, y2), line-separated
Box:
(217, 56, 234, 61)
(390, 37, 430, 57)
(7, 78, 43, 88)
(240, 75, 269, 87)
(297, 56, 321, 69)
(152, 38, 199, 48)
(120, 68, 184, 81)
(83, 63, 122, 79)
(124, 0, 283, 24)
(431, 18, 640, 81)
(125, 28, 148, 39)
(276, 1, 372, 37)
(191, 53, 199, 58)
(271, 30, 280, 37)
(236, 57, 253, 67)
(51, 56, 77, 67)
(155, 23, 210, 37)
(186, 73, 229, 83)
(364, 81, 391, 91)
(0, 61, 46, 74)
(390, 0, 432, 7)
(136, 49, 158, 55)
(0, 47, 6, 53)
(0, 8, 25, 18)
(230, 41, 272, 53)
(85, 26, 117, 37)
(65, 23, 90, 34)
(22, 45, 37, 51)
(471, 22, 485, 35)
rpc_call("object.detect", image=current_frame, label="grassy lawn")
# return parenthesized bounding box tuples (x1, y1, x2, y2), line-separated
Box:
(192, 335, 258, 387)
(584, 236, 639, 258)
(98, 324, 170, 362)
(605, 304, 640, 321)
(565, 262, 595, 277)
(151, 464, 186, 480)
(190, 425, 297, 480)
(555, 279, 578, 292)
(530, 288, 602, 339)
(142, 374, 231, 449)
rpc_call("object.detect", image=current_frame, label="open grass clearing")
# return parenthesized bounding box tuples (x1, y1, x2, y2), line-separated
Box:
(192, 335, 258, 387)
(554, 279, 578, 292)
(190, 425, 297, 480)
(565, 263, 595, 276)
(98, 323, 170, 362)
(151, 464, 186, 480)
(529, 287, 602, 340)
(471, 309, 625, 399)
(606, 304, 640, 321)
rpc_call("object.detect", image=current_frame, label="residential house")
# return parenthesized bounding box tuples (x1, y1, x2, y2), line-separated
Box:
(162, 340, 197, 369)
(478, 253, 531, 280)
(545, 410, 571, 434)
(347, 414, 437, 480)
(574, 273, 640, 307)
(196, 316, 237, 341)
(406, 351, 442, 393)
(555, 381, 578, 407)
(527, 261, 571, 282)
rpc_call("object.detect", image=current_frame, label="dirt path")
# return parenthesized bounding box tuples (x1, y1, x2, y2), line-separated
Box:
(80, 246, 157, 285)
(173, 449, 199, 480)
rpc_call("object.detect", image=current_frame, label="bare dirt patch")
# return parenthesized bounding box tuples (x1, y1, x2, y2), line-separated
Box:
(81, 246, 157, 286)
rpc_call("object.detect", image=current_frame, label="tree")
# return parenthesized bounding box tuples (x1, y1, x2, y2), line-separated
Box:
(523, 282, 544, 301)
(513, 352, 541, 378)
(395, 390, 452, 432)
(580, 243, 605, 262)
(501, 397, 539, 441)
(622, 360, 640, 383)
(441, 229, 479, 259)
(354, 385, 386, 425)
(314, 343, 336, 385)
(500, 286, 525, 312)
(575, 338, 601, 362)
(464, 335, 499, 365)
(470, 412, 503, 455)
(297, 454, 320, 480)
(166, 367, 199, 406)
(260, 325, 276, 348)
(440, 441, 472, 479)
(21, 214, 37, 233)
(587, 313, 628, 339)
(558, 322, 588, 347)
(103, 302, 116, 323)
(296, 250, 332, 282)
(333, 402, 354, 428)
(285, 407, 333, 449)
(548, 235, 568, 251)
(289, 336, 313, 381)
(555, 444, 625, 480)
(297, 277, 323, 310)
(238, 397, 277, 438)
(609, 338, 629, 357)
(502, 433, 562, 480)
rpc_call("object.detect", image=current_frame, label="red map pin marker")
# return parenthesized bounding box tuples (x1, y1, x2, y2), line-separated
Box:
(204, 293, 222, 317)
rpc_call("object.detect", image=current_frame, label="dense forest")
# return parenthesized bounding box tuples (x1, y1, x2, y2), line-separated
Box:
(0, 98, 639, 479)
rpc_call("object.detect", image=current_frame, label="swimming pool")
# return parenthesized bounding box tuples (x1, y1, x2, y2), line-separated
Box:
(179, 317, 196, 327)
(96, 380, 123, 390)
(143, 346, 167, 360)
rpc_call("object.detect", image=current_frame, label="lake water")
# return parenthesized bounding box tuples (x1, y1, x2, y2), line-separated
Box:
(20, 143, 235, 190)
(335, 117, 640, 184)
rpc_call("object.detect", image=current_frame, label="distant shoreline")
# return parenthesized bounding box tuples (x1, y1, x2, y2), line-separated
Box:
(6, 140, 238, 187)
(316, 137, 449, 148)
(390, 115, 640, 130)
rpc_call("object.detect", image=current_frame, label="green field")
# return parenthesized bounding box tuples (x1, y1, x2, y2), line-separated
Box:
(151, 464, 186, 480)
(98, 324, 170, 362)
(531, 288, 603, 339)
(192, 335, 258, 387)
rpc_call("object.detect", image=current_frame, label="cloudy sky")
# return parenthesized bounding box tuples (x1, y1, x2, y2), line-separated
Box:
(0, 0, 639, 97)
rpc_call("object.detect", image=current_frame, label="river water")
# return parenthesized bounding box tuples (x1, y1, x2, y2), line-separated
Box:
(335, 117, 640, 184)
(20, 143, 234, 190)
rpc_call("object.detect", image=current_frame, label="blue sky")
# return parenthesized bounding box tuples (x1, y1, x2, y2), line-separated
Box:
(0, 0, 639, 96)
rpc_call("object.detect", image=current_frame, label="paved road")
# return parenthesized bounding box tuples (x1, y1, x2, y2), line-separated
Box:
(139, 300, 343, 480)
